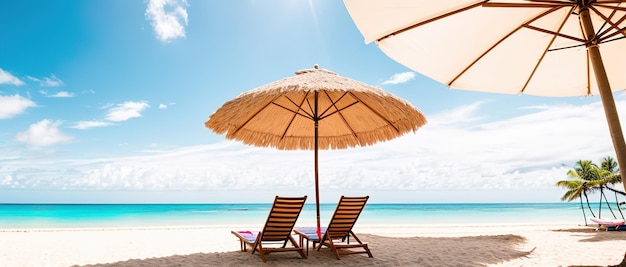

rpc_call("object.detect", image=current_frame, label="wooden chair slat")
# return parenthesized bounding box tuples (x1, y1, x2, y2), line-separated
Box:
(231, 195, 308, 262)
(317, 195, 373, 260)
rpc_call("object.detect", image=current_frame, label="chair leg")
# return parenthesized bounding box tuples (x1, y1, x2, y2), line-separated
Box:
(240, 240, 246, 252)
(326, 241, 341, 260)
(251, 235, 260, 255)
(351, 232, 373, 258)
(363, 243, 373, 258)
(289, 235, 307, 259)
(317, 234, 327, 252)
(257, 243, 267, 263)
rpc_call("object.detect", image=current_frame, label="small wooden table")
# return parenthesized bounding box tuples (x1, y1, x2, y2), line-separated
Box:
(293, 227, 326, 255)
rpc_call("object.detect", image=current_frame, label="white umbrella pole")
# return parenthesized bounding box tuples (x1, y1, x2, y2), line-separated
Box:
(580, 6, 626, 191)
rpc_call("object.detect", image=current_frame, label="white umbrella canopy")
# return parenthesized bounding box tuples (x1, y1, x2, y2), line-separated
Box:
(344, 0, 626, 191)
(206, 65, 427, 237)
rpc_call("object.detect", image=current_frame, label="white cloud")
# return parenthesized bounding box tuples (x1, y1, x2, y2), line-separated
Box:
(0, 94, 36, 119)
(0, 69, 24, 86)
(105, 101, 150, 122)
(70, 120, 113, 129)
(40, 90, 74, 98)
(428, 101, 487, 127)
(1, 99, 624, 203)
(145, 0, 189, 42)
(27, 74, 64, 87)
(159, 102, 175, 109)
(15, 119, 73, 147)
(49, 91, 74, 98)
(381, 72, 415, 85)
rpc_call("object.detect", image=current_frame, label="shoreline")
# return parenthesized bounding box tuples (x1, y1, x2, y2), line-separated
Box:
(1, 223, 624, 267)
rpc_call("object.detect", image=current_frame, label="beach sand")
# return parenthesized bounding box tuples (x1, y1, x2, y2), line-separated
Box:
(0, 224, 625, 267)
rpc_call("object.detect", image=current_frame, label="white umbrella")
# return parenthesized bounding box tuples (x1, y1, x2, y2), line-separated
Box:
(344, 0, 626, 191)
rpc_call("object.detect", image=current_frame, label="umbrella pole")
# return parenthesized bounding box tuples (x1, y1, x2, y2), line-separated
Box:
(314, 91, 322, 239)
(580, 6, 626, 192)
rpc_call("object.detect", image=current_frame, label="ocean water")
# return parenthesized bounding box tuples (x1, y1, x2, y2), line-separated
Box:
(0, 202, 605, 229)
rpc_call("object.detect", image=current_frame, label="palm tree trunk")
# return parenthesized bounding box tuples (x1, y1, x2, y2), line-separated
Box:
(605, 186, 626, 196)
(614, 191, 625, 220)
(584, 191, 597, 218)
(601, 189, 617, 218)
(579, 195, 588, 226)
(599, 187, 603, 218)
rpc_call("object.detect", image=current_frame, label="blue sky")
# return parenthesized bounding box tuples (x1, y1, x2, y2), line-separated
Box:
(0, 0, 623, 204)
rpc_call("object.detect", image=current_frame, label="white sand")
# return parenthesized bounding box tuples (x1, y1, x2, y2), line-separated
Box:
(0, 223, 624, 267)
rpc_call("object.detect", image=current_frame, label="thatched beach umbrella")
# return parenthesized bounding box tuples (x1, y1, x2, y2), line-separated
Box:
(344, 0, 626, 191)
(205, 65, 427, 238)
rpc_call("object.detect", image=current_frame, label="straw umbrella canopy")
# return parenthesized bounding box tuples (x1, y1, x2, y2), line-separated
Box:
(344, 0, 626, 191)
(205, 65, 427, 238)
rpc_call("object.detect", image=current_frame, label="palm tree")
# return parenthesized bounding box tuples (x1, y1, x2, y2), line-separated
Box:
(599, 156, 622, 187)
(557, 157, 626, 224)
(601, 156, 618, 172)
(555, 179, 594, 223)
(591, 167, 613, 218)
(598, 156, 624, 219)
(556, 160, 599, 222)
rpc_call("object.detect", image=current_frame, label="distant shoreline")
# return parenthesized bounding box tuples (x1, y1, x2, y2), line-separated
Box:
(0, 203, 589, 228)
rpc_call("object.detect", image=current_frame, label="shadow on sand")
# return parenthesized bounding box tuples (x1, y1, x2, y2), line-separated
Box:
(552, 227, 626, 267)
(552, 227, 626, 242)
(76, 234, 533, 267)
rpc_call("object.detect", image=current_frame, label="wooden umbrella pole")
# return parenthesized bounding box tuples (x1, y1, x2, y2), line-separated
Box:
(580, 5, 626, 192)
(314, 91, 322, 239)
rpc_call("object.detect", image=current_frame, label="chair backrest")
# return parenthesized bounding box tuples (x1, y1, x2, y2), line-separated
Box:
(260, 196, 307, 242)
(325, 196, 369, 240)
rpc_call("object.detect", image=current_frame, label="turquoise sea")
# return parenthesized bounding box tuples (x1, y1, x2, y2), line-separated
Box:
(0, 202, 607, 229)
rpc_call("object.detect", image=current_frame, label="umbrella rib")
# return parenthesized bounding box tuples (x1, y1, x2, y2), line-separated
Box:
(482, 2, 570, 8)
(305, 92, 316, 119)
(590, 5, 617, 38)
(595, 4, 626, 12)
(548, 6, 588, 51)
(586, 47, 591, 95)
(271, 94, 315, 121)
(481, 2, 583, 43)
(597, 26, 626, 41)
(376, 1, 487, 43)
(524, 25, 586, 42)
(448, 5, 564, 88)
(319, 91, 360, 140)
(520, 5, 574, 93)
(582, 5, 592, 96)
(591, 6, 626, 40)
(603, 35, 626, 42)
(319, 100, 360, 121)
(591, 5, 623, 37)
(318, 91, 365, 121)
(526, 0, 578, 3)
(278, 94, 313, 141)
(271, 101, 315, 120)
(229, 94, 284, 137)
(317, 91, 350, 119)
(346, 91, 401, 133)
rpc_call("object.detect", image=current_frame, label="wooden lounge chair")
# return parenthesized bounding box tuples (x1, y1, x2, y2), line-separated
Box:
(231, 195, 307, 262)
(317, 195, 373, 260)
